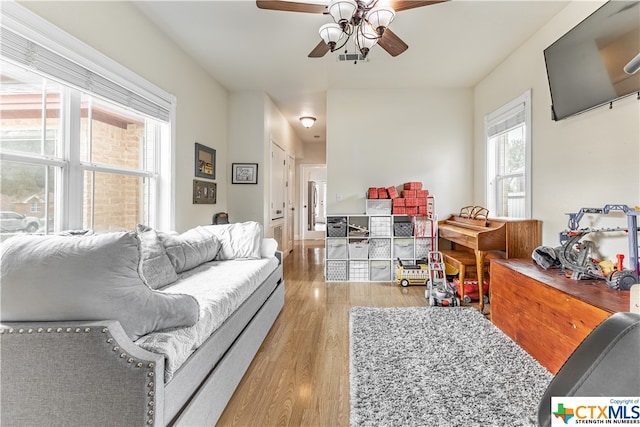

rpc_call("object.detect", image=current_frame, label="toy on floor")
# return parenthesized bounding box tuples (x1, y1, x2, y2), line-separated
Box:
(396, 258, 429, 287)
(426, 251, 459, 307)
(453, 278, 490, 305)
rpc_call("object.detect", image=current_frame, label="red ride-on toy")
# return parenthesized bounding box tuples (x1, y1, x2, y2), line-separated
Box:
(453, 278, 490, 305)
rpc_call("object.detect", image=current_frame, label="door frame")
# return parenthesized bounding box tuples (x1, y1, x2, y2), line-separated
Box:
(300, 163, 327, 240)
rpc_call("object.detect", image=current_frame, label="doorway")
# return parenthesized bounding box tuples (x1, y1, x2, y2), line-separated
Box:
(301, 164, 327, 240)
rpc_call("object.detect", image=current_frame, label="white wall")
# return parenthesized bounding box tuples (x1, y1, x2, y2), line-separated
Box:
(474, 1, 640, 258)
(326, 88, 474, 218)
(228, 91, 267, 224)
(227, 91, 302, 247)
(19, 1, 229, 233)
(298, 142, 327, 165)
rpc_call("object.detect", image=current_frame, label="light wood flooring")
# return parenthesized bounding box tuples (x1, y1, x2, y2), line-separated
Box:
(216, 240, 479, 426)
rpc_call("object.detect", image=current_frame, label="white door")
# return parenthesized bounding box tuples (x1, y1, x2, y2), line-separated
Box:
(270, 142, 286, 221)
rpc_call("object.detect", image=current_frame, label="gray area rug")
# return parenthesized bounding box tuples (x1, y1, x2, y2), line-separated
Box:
(350, 306, 553, 427)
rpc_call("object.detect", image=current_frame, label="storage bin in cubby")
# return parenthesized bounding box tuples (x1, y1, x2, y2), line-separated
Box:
(326, 260, 348, 281)
(393, 238, 414, 259)
(327, 217, 347, 237)
(370, 216, 392, 237)
(415, 238, 432, 259)
(369, 238, 391, 258)
(326, 238, 348, 259)
(349, 261, 369, 281)
(370, 260, 392, 282)
(348, 242, 369, 259)
(393, 222, 413, 236)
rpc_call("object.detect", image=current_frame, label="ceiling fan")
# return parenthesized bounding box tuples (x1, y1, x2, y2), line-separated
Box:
(256, 0, 447, 59)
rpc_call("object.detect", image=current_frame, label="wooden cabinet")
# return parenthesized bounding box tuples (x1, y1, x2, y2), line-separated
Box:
(490, 259, 630, 374)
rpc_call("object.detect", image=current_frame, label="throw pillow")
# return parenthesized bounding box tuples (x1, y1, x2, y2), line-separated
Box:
(0, 231, 199, 341)
(200, 221, 263, 260)
(137, 227, 178, 289)
(261, 238, 278, 258)
(160, 227, 222, 273)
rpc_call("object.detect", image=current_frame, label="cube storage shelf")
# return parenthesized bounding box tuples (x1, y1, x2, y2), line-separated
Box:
(325, 214, 436, 282)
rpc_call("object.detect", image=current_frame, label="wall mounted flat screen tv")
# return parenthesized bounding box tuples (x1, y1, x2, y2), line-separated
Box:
(544, 1, 640, 121)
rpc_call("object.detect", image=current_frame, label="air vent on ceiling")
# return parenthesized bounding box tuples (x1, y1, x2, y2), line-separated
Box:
(337, 53, 368, 63)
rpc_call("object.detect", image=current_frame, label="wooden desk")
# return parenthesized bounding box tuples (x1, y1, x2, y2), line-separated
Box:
(490, 259, 629, 374)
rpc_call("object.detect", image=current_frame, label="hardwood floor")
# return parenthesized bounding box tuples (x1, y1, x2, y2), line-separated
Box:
(217, 240, 429, 426)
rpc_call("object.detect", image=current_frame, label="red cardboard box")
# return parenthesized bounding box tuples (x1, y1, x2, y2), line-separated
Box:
(401, 190, 417, 198)
(406, 207, 418, 216)
(377, 188, 388, 199)
(393, 206, 406, 215)
(386, 186, 399, 199)
(368, 187, 378, 199)
(405, 198, 419, 207)
(403, 182, 422, 190)
(416, 190, 429, 198)
(418, 205, 429, 215)
(393, 198, 405, 206)
(417, 198, 428, 206)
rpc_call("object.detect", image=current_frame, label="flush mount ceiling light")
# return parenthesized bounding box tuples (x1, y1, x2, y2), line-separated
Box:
(257, 0, 448, 59)
(300, 116, 316, 128)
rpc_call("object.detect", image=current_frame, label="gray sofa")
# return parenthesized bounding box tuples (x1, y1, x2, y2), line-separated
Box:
(0, 222, 284, 426)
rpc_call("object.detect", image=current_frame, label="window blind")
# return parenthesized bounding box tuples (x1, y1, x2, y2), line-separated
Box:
(486, 102, 525, 138)
(0, 27, 171, 122)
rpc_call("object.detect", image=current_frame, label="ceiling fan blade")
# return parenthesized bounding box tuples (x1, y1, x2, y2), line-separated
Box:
(378, 29, 408, 57)
(387, 0, 448, 12)
(256, 1, 327, 14)
(308, 40, 331, 58)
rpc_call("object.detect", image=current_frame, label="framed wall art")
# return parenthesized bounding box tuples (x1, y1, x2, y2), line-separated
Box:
(232, 163, 258, 184)
(195, 143, 216, 179)
(193, 179, 217, 204)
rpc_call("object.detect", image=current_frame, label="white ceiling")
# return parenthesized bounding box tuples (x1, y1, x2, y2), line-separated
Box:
(133, 0, 569, 144)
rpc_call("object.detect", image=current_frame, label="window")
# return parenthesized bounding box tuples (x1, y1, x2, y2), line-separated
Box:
(30, 202, 42, 213)
(485, 90, 531, 219)
(0, 7, 174, 236)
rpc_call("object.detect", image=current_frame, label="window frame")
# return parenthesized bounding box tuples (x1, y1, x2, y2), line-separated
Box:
(484, 90, 532, 219)
(1, 2, 176, 231)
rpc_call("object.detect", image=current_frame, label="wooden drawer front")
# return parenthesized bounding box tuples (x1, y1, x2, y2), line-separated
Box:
(491, 261, 610, 374)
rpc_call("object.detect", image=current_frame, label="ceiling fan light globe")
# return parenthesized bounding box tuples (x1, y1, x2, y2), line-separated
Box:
(367, 5, 395, 30)
(328, 0, 357, 25)
(356, 24, 379, 50)
(319, 23, 345, 46)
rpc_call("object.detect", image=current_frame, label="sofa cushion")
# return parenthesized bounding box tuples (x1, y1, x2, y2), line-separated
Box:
(200, 222, 263, 260)
(0, 231, 200, 341)
(161, 227, 222, 273)
(137, 227, 178, 289)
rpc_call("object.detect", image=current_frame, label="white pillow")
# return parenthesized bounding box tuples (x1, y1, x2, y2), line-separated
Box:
(261, 238, 278, 258)
(0, 231, 199, 341)
(200, 221, 263, 260)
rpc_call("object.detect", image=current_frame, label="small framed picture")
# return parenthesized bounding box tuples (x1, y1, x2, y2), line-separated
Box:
(193, 179, 217, 204)
(195, 143, 216, 180)
(232, 163, 258, 184)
